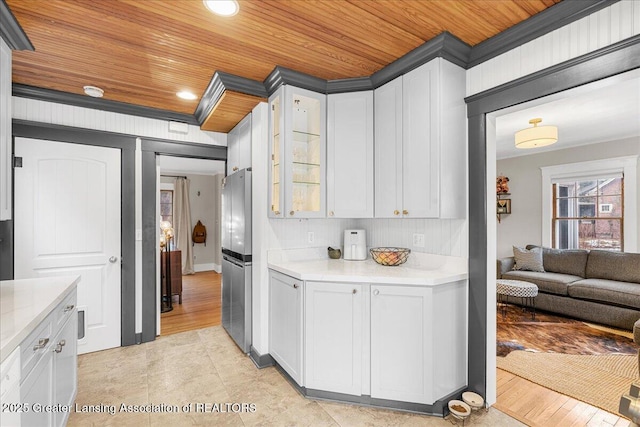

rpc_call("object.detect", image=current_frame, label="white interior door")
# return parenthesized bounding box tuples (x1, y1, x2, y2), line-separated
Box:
(14, 137, 121, 354)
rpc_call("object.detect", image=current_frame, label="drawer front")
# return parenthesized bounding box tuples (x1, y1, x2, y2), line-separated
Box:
(54, 289, 78, 330)
(20, 313, 53, 379)
(0, 347, 21, 398)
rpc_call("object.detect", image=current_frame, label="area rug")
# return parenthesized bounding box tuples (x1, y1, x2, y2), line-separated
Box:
(497, 304, 636, 357)
(497, 350, 637, 415)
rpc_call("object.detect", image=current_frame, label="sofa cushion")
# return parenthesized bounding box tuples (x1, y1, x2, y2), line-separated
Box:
(527, 245, 589, 278)
(501, 270, 581, 296)
(586, 250, 640, 283)
(513, 246, 545, 272)
(568, 279, 640, 309)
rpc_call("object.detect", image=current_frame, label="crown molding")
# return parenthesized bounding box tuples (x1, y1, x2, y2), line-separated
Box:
(326, 77, 373, 94)
(263, 66, 328, 95)
(13, 84, 198, 125)
(467, 0, 617, 68)
(0, 0, 33, 50)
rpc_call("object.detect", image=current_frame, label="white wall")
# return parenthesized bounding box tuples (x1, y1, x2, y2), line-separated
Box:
(12, 97, 226, 146)
(496, 137, 640, 258)
(467, 0, 640, 96)
(186, 174, 219, 270)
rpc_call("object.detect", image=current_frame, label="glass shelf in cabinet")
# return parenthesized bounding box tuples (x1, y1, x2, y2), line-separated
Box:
(292, 181, 321, 185)
(292, 130, 321, 142)
(292, 161, 320, 167)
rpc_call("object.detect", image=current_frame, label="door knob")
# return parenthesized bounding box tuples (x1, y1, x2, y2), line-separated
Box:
(109, 256, 118, 263)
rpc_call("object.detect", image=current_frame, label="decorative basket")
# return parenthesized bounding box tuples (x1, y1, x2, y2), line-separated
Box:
(370, 247, 411, 266)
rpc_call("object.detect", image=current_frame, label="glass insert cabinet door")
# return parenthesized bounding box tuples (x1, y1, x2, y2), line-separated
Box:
(268, 85, 326, 218)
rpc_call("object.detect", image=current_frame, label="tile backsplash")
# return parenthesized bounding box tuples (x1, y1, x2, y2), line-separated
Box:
(268, 217, 468, 258)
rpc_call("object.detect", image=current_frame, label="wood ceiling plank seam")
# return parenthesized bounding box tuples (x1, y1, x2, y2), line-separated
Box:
(250, 0, 418, 66)
(345, 0, 448, 43)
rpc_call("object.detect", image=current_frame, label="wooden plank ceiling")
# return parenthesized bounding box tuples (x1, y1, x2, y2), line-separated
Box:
(7, 0, 561, 133)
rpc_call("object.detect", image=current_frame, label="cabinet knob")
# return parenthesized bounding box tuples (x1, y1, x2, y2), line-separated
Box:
(290, 210, 295, 216)
(403, 209, 409, 215)
(293, 284, 299, 289)
(394, 210, 400, 216)
(233, 166, 239, 171)
(329, 211, 334, 217)
(274, 211, 281, 216)
(33, 338, 50, 351)
(352, 289, 357, 294)
(64, 304, 75, 313)
(373, 289, 380, 296)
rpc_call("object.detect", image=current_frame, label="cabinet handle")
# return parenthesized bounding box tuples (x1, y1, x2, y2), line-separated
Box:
(290, 210, 295, 216)
(329, 211, 334, 217)
(373, 289, 380, 296)
(394, 210, 399, 216)
(293, 284, 299, 289)
(233, 166, 239, 171)
(403, 209, 409, 215)
(54, 339, 66, 354)
(352, 289, 357, 294)
(33, 338, 50, 351)
(64, 304, 75, 313)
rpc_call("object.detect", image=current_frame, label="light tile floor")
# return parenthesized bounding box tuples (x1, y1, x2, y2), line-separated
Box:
(68, 326, 524, 426)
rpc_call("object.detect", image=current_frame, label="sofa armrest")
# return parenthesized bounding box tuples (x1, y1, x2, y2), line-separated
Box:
(634, 319, 640, 345)
(497, 257, 515, 279)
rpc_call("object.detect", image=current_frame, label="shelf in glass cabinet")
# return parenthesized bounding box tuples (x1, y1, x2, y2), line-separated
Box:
(292, 161, 320, 167)
(292, 130, 321, 142)
(292, 181, 320, 185)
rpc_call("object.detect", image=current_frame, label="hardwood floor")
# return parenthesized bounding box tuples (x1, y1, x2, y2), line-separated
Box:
(495, 369, 630, 426)
(160, 270, 221, 336)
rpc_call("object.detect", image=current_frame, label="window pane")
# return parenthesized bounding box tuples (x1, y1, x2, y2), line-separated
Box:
(555, 219, 622, 251)
(599, 177, 622, 196)
(161, 191, 172, 204)
(160, 203, 172, 216)
(577, 197, 596, 217)
(577, 180, 597, 197)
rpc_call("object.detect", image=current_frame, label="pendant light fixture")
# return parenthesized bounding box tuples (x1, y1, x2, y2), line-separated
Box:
(514, 118, 558, 149)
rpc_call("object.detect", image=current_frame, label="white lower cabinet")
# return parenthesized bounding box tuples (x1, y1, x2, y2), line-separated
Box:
(21, 347, 54, 427)
(269, 270, 304, 385)
(17, 289, 78, 427)
(268, 270, 467, 407)
(370, 285, 432, 404)
(304, 281, 363, 395)
(52, 315, 78, 427)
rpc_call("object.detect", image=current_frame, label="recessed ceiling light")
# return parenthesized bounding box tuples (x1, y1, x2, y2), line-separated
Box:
(203, 0, 239, 16)
(83, 85, 104, 98)
(177, 91, 198, 100)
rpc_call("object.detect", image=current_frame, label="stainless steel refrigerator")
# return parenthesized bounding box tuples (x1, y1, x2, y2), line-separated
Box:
(221, 168, 252, 353)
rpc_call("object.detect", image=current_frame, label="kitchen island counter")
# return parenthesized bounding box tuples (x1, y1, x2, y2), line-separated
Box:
(0, 275, 80, 363)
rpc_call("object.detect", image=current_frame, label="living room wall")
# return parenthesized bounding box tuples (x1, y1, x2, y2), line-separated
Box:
(496, 136, 640, 258)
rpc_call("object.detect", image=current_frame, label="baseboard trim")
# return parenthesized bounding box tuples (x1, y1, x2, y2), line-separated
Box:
(274, 363, 466, 417)
(249, 347, 275, 369)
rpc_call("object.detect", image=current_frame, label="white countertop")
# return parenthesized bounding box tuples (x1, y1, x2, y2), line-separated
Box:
(0, 276, 80, 363)
(268, 250, 468, 286)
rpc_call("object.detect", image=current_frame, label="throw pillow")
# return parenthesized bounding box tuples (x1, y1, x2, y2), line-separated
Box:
(513, 246, 545, 272)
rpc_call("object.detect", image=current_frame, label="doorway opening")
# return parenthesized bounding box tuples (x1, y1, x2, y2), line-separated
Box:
(157, 155, 226, 336)
(489, 68, 639, 424)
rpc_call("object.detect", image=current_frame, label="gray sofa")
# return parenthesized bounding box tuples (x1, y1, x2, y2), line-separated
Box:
(497, 247, 640, 330)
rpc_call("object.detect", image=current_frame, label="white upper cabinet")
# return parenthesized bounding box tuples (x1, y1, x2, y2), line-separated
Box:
(268, 85, 326, 218)
(374, 77, 403, 218)
(327, 91, 374, 218)
(1, 40, 11, 221)
(227, 113, 252, 175)
(374, 58, 466, 219)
